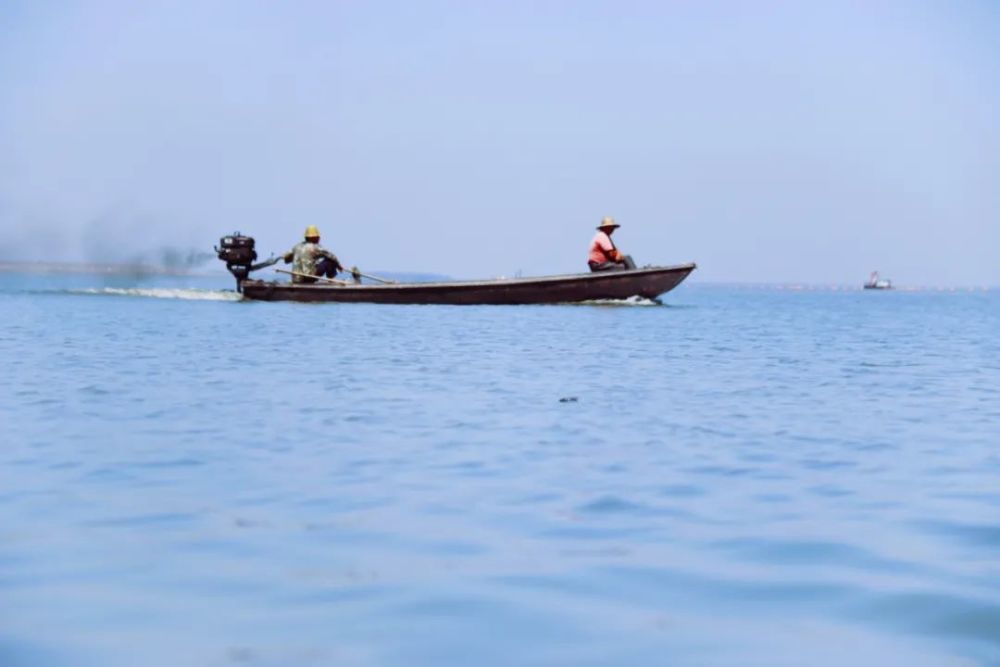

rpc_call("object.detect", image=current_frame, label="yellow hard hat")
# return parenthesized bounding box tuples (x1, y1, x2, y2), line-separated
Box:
(304, 225, 320, 239)
(597, 216, 620, 230)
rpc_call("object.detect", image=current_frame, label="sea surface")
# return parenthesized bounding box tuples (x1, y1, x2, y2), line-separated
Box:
(1, 271, 998, 666)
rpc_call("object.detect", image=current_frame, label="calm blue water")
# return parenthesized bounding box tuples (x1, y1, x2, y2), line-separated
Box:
(2, 272, 998, 666)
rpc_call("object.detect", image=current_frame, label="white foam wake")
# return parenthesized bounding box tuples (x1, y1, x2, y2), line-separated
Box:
(69, 287, 243, 301)
(575, 296, 662, 307)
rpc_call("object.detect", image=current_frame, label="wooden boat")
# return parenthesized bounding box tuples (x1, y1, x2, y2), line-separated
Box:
(238, 263, 696, 304)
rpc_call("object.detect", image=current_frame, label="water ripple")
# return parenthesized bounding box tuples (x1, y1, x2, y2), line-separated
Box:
(0, 278, 997, 665)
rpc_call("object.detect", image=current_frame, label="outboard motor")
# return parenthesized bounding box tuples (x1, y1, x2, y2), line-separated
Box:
(215, 233, 257, 291)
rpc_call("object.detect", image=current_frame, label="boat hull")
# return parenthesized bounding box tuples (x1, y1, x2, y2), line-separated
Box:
(240, 263, 696, 304)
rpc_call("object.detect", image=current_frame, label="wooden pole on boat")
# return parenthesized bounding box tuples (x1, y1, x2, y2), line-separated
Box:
(275, 268, 354, 286)
(348, 268, 397, 284)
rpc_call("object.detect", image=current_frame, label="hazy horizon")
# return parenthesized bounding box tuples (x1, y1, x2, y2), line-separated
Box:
(1, 1, 997, 285)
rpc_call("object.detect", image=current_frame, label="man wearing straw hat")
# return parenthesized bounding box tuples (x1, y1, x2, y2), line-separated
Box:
(588, 217, 636, 272)
(281, 225, 345, 283)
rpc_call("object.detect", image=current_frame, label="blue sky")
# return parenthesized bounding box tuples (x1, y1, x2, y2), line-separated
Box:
(1, 1, 997, 284)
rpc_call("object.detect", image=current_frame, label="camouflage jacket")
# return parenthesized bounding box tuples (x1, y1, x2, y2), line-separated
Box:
(282, 242, 340, 282)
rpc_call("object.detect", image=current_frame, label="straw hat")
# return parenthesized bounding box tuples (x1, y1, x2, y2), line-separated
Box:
(596, 216, 620, 230)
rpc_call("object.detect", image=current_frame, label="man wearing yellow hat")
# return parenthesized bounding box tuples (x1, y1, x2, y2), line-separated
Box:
(281, 225, 344, 283)
(588, 217, 636, 272)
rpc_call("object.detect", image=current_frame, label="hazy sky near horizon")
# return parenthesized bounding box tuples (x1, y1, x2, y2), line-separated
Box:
(1, 1, 997, 283)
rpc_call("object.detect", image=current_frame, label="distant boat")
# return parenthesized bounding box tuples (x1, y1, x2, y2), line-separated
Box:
(864, 271, 893, 290)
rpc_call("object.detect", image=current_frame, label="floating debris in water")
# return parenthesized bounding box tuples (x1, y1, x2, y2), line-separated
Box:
(559, 397, 578, 403)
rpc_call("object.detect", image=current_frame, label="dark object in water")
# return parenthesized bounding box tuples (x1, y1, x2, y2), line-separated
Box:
(559, 397, 579, 403)
(217, 233, 696, 304)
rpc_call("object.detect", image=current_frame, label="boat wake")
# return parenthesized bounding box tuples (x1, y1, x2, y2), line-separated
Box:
(65, 287, 242, 301)
(575, 296, 663, 307)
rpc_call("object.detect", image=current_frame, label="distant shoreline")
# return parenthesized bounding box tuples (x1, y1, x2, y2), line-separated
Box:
(0, 261, 208, 276)
(689, 282, 995, 292)
(0, 262, 992, 290)
(0, 261, 452, 283)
